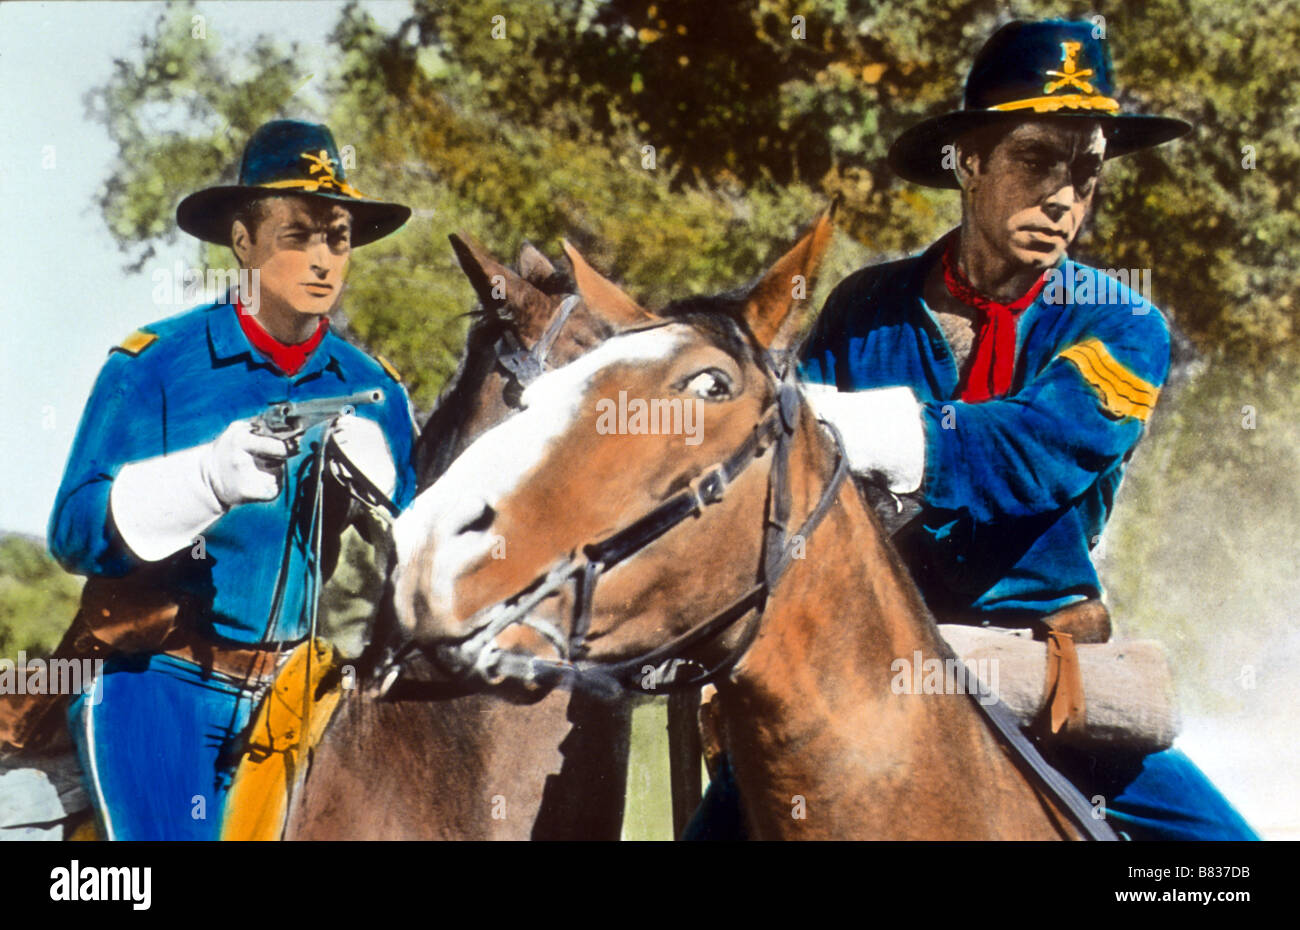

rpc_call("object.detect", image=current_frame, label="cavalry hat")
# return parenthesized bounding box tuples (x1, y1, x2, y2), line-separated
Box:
(177, 120, 411, 247)
(888, 19, 1192, 189)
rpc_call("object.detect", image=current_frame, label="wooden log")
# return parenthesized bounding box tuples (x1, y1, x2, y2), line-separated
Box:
(938, 625, 1180, 752)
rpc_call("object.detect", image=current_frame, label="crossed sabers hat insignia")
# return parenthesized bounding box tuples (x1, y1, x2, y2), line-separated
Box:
(1044, 41, 1095, 95)
(294, 149, 366, 199)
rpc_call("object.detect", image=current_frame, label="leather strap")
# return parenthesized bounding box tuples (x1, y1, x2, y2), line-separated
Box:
(962, 682, 1117, 840)
(161, 633, 282, 686)
(495, 294, 580, 392)
(0, 611, 282, 753)
(1042, 630, 1087, 735)
(1041, 598, 1111, 644)
(81, 572, 283, 686)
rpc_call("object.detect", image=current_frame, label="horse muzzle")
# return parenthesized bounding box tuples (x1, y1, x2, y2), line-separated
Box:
(422, 557, 584, 690)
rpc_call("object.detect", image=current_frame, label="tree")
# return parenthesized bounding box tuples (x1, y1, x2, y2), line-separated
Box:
(92, 1, 1300, 382)
(73, 0, 1300, 721)
(0, 535, 83, 657)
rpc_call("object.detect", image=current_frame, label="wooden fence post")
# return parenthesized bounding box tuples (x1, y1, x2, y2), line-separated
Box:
(666, 687, 702, 839)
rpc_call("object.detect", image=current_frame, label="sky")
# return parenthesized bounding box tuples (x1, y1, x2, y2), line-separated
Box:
(0, 0, 413, 539)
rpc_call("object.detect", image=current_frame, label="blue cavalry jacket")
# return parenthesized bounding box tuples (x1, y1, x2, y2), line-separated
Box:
(49, 300, 418, 644)
(799, 236, 1169, 619)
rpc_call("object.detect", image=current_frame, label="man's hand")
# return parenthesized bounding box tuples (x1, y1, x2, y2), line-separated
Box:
(203, 420, 293, 507)
(802, 383, 926, 494)
(328, 413, 397, 499)
(110, 417, 293, 562)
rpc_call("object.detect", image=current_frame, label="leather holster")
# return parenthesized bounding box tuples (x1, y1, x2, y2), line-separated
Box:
(0, 576, 180, 752)
(1, 575, 279, 753)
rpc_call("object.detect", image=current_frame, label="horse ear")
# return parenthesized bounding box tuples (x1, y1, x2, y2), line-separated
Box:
(517, 241, 557, 287)
(561, 239, 656, 328)
(739, 206, 836, 351)
(449, 232, 549, 319)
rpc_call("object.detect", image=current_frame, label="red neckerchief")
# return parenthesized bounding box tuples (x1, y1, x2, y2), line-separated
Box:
(234, 300, 329, 376)
(941, 241, 1048, 402)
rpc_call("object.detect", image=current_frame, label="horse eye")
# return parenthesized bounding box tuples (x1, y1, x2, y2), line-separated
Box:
(681, 368, 733, 401)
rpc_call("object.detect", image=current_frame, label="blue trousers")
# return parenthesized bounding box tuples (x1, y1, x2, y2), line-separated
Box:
(683, 747, 1259, 841)
(67, 652, 259, 841)
(1047, 744, 1259, 841)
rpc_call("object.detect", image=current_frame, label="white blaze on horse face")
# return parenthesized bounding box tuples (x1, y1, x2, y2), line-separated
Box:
(392, 325, 691, 629)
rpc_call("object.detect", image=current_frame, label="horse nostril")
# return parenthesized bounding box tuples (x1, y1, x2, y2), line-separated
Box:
(456, 502, 496, 535)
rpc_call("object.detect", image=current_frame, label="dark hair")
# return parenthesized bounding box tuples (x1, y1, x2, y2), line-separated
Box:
(953, 119, 1019, 169)
(229, 197, 272, 246)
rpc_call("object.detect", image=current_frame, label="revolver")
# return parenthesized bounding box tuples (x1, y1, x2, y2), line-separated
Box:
(251, 389, 385, 446)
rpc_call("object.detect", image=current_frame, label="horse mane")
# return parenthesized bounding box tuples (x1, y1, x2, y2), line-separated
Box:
(415, 308, 511, 488)
(658, 292, 771, 371)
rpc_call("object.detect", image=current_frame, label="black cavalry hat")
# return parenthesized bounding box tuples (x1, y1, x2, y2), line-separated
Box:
(888, 19, 1192, 189)
(177, 120, 411, 247)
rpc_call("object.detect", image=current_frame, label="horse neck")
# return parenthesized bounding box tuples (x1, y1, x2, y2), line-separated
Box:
(727, 403, 950, 698)
(716, 406, 1045, 838)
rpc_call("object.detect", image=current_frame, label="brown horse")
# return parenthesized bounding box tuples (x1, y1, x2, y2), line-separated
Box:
(285, 236, 651, 839)
(392, 215, 1093, 839)
(285, 227, 835, 839)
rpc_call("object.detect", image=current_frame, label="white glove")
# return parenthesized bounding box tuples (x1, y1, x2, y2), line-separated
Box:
(205, 421, 292, 507)
(802, 383, 926, 494)
(329, 413, 397, 499)
(110, 420, 291, 562)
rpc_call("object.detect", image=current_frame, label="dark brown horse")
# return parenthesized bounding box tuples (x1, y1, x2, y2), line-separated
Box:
(393, 215, 1091, 839)
(285, 236, 651, 839)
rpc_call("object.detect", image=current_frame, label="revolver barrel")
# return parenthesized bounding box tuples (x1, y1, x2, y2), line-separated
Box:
(255, 389, 385, 439)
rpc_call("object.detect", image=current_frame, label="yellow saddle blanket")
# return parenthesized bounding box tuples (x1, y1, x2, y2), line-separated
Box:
(221, 639, 343, 840)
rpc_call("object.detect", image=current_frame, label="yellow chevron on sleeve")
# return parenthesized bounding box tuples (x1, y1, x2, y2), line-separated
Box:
(115, 329, 158, 356)
(1058, 338, 1159, 421)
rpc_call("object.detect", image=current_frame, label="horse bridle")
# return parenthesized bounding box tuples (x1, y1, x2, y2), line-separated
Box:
(375, 328, 850, 701)
(380, 312, 1118, 841)
(433, 358, 849, 698)
(494, 294, 581, 396)
(425, 299, 850, 694)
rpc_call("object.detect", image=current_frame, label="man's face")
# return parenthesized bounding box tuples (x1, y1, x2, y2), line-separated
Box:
(233, 196, 353, 316)
(958, 119, 1106, 271)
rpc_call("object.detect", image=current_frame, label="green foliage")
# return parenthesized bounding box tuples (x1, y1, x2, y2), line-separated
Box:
(318, 527, 385, 657)
(1079, 0, 1300, 372)
(69, 0, 1299, 734)
(0, 535, 83, 659)
(88, 0, 1300, 392)
(88, 0, 320, 272)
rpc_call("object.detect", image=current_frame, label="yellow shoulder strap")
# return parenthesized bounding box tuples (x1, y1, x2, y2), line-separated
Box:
(377, 354, 402, 383)
(115, 329, 158, 356)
